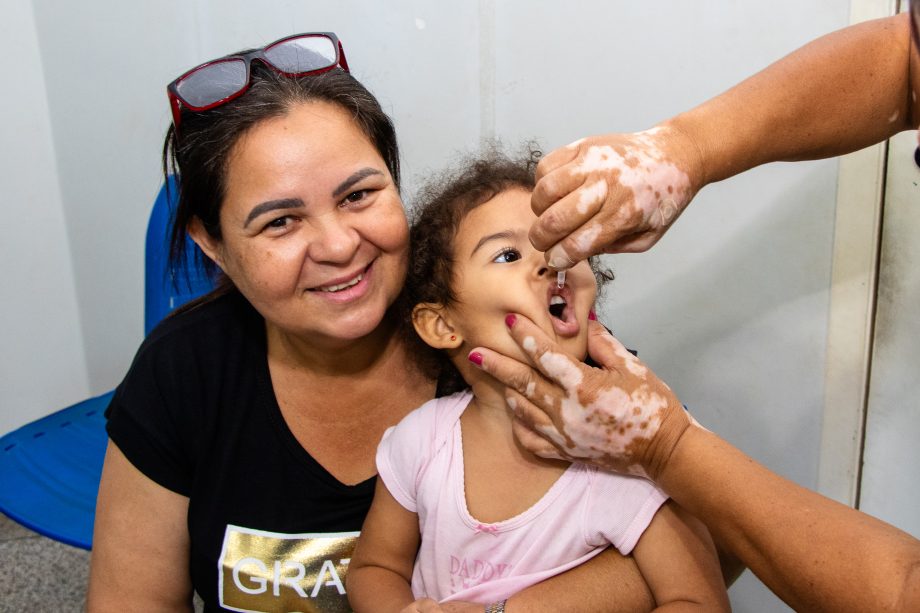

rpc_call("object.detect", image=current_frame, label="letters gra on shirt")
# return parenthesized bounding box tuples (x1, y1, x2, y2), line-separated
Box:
(218, 525, 358, 613)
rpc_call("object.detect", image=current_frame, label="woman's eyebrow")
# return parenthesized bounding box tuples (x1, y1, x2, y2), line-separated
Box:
(470, 230, 517, 257)
(244, 198, 305, 228)
(332, 167, 383, 198)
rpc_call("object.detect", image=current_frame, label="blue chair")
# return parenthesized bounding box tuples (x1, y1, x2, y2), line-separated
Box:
(0, 177, 213, 549)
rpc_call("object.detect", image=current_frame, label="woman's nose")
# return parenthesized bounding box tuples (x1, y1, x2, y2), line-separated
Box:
(307, 214, 361, 264)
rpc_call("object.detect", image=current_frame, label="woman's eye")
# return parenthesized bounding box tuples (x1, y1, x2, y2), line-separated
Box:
(263, 215, 299, 233)
(342, 190, 368, 205)
(493, 248, 521, 263)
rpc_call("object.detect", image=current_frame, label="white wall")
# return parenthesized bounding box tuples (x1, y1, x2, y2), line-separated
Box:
(0, 1, 89, 434)
(7, 1, 862, 610)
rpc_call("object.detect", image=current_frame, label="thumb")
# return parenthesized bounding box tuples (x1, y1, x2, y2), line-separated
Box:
(545, 243, 575, 271)
(586, 319, 632, 370)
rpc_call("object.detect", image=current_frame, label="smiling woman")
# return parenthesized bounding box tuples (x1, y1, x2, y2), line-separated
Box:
(86, 34, 663, 613)
(189, 101, 409, 345)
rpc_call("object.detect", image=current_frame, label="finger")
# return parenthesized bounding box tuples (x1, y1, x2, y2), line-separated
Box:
(469, 345, 542, 396)
(602, 229, 663, 254)
(535, 139, 582, 183)
(544, 243, 575, 272)
(503, 313, 587, 390)
(470, 345, 558, 402)
(588, 320, 638, 370)
(540, 216, 609, 270)
(506, 389, 572, 456)
(531, 161, 589, 217)
(504, 388, 557, 430)
(529, 178, 606, 253)
(511, 415, 567, 461)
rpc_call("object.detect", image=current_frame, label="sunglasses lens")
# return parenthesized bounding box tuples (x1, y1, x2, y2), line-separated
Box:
(176, 58, 248, 108)
(265, 35, 337, 74)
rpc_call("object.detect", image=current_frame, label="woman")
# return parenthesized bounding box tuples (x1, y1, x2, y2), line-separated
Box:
(473, 11, 920, 613)
(87, 33, 657, 612)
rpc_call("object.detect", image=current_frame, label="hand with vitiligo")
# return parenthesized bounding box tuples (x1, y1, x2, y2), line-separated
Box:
(470, 314, 695, 481)
(531, 125, 703, 268)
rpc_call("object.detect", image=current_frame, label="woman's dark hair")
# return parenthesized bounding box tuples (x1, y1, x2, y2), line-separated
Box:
(162, 63, 400, 286)
(403, 146, 613, 395)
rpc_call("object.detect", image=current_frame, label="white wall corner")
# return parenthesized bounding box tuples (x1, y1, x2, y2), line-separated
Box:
(818, 0, 899, 506)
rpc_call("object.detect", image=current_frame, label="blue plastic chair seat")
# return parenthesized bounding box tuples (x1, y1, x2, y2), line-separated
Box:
(0, 391, 113, 550)
(0, 175, 213, 550)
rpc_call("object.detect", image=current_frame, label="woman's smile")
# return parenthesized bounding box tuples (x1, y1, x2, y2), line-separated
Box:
(307, 259, 375, 304)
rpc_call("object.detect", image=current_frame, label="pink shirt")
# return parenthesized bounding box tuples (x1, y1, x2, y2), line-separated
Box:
(376, 391, 668, 603)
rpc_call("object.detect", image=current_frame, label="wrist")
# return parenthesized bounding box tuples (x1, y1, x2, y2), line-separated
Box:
(656, 116, 709, 194)
(642, 402, 693, 482)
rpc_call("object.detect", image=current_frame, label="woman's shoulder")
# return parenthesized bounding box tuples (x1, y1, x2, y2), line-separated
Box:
(141, 288, 260, 353)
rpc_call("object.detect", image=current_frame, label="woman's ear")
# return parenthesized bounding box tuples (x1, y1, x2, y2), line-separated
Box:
(412, 303, 463, 349)
(187, 217, 224, 268)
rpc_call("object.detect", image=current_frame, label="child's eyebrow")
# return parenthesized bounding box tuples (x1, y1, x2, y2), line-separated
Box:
(470, 229, 519, 257)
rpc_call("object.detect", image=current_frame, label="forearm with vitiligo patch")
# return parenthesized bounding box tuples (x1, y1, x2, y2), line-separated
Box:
(668, 14, 914, 187)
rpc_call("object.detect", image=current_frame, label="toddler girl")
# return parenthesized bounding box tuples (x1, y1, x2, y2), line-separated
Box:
(347, 150, 729, 612)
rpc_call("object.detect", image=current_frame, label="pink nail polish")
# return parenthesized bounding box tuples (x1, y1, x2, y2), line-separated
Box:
(505, 314, 517, 328)
(468, 351, 483, 366)
(588, 309, 597, 321)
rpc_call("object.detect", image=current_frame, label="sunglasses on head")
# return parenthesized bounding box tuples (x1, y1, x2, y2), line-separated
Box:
(167, 32, 349, 131)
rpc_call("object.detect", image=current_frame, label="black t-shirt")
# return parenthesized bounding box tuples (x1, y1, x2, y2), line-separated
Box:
(106, 290, 375, 612)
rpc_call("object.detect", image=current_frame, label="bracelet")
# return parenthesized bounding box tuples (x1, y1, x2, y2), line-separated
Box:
(485, 600, 506, 613)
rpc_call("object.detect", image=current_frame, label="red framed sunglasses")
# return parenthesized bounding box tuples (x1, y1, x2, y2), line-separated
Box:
(167, 32, 349, 130)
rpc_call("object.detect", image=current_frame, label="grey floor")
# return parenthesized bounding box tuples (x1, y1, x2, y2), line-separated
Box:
(0, 513, 90, 612)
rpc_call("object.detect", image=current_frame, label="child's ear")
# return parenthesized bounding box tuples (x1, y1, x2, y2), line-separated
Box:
(412, 303, 463, 349)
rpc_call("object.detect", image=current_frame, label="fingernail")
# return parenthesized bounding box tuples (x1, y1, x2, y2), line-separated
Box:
(468, 351, 483, 366)
(505, 314, 517, 328)
(548, 245, 573, 270)
(588, 309, 597, 321)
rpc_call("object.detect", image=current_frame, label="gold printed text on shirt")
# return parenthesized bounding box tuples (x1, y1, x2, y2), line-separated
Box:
(218, 524, 358, 613)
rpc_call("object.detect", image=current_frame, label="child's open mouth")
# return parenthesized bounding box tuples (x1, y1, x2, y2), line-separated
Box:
(547, 285, 580, 337)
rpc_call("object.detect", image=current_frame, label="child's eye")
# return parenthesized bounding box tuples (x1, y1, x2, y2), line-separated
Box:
(493, 248, 521, 263)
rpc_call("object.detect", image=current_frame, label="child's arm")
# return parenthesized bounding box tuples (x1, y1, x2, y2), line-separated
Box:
(631, 500, 731, 611)
(347, 478, 424, 612)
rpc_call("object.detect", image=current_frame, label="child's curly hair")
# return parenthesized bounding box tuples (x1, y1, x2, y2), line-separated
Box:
(400, 145, 612, 395)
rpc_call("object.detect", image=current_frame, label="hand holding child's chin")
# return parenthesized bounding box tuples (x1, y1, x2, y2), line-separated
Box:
(469, 315, 694, 481)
